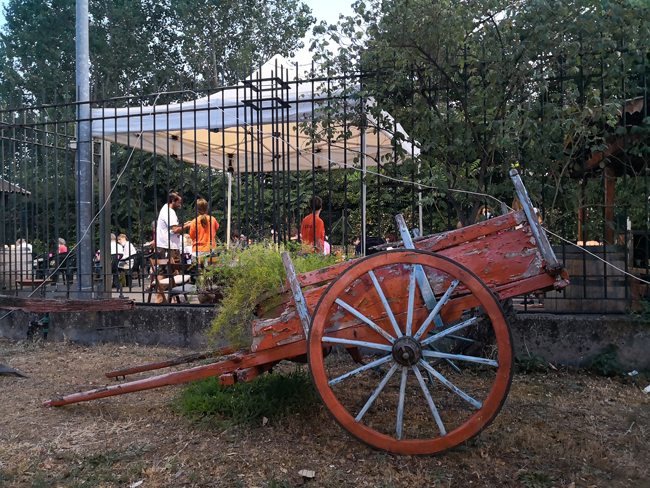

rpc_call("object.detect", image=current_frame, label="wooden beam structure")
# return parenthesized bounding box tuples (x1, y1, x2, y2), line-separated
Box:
(0, 295, 136, 313)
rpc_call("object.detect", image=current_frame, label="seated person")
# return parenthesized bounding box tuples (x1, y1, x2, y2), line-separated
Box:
(110, 233, 123, 256)
(117, 234, 141, 286)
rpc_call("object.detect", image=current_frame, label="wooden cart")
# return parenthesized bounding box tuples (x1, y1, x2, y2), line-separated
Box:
(44, 170, 569, 455)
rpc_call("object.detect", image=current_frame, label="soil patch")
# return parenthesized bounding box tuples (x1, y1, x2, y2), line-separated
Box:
(0, 338, 648, 487)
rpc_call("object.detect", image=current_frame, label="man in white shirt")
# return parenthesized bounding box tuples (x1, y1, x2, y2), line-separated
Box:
(156, 191, 190, 262)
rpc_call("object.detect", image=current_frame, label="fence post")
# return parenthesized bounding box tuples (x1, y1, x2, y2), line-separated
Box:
(76, 0, 93, 299)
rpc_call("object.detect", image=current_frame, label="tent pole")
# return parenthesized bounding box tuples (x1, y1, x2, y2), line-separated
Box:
(226, 172, 232, 248)
(418, 162, 423, 236)
(99, 142, 111, 297)
(361, 116, 367, 256)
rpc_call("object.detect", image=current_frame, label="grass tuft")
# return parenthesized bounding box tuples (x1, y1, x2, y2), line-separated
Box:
(515, 354, 549, 373)
(175, 368, 320, 426)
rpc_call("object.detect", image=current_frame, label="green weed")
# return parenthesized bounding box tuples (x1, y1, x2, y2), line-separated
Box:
(627, 298, 650, 324)
(587, 344, 624, 377)
(63, 445, 149, 487)
(267, 478, 296, 488)
(175, 368, 320, 426)
(0, 470, 14, 484)
(201, 241, 339, 348)
(515, 354, 549, 373)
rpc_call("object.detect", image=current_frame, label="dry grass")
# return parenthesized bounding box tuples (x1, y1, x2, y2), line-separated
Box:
(0, 337, 648, 487)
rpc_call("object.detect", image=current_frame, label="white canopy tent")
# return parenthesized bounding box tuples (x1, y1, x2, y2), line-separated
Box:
(91, 55, 421, 247)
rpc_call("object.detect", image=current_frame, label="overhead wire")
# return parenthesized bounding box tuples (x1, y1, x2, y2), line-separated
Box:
(2, 86, 648, 325)
(0, 93, 161, 322)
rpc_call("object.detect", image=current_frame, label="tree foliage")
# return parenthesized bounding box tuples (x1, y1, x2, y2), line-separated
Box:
(310, 0, 650, 230)
(0, 0, 314, 103)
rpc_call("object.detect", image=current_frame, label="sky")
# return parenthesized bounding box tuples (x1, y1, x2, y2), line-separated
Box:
(294, 0, 356, 65)
(0, 0, 355, 63)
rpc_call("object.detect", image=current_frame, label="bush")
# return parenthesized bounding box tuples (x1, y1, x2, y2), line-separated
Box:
(201, 241, 339, 348)
(175, 368, 320, 426)
(515, 354, 549, 374)
(587, 344, 624, 377)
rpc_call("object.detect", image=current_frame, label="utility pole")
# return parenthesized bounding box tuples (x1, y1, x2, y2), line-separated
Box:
(76, 0, 92, 298)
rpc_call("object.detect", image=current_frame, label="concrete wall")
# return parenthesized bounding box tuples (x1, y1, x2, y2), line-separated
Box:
(511, 313, 650, 371)
(0, 305, 214, 349)
(1, 307, 648, 371)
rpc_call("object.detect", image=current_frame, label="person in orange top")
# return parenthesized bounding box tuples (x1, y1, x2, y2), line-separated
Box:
(301, 196, 325, 253)
(188, 199, 219, 253)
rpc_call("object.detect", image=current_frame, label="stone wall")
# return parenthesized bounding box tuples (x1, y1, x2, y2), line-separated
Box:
(1, 307, 649, 371)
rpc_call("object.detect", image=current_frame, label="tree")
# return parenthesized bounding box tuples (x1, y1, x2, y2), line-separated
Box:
(173, 0, 314, 86)
(0, 0, 314, 104)
(310, 0, 650, 230)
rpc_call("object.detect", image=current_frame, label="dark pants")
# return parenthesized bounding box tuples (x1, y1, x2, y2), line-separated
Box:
(156, 248, 180, 263)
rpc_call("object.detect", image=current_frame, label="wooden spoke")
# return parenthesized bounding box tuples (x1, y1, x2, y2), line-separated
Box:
(334, 298, 395, 344)
(405, 267, 417, 336)
(421, 350, 499, 367)
(328, 355, 393, 387)
(412, 364, 446, 436)
(419, 359, 483, 409)
(321, 336, 392, 352)
(420, 317, 478, 347)
(368, 270, 403, 338)
(396, 366, 408, 440)
(413, 280, 459, 340)
(355, 363, 400, 422)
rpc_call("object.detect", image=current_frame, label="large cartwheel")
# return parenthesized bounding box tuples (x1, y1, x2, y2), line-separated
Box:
(306, 250, 512, 455)
(43, 170, 569, 456)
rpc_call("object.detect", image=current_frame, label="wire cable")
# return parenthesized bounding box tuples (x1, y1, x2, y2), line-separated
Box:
(0, 94, 161, 322)
(3, 86, 648, 327)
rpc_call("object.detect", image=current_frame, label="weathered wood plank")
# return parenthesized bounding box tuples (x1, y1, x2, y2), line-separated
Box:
(105, 347, 238, 378)
(373, 210, 526, 252)
(296, 210, 528, 288)
(0, 295, 136, 313)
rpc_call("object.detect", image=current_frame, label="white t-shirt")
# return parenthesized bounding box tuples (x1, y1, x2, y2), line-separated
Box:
(17, 243, 32, 253)
(119, 242, 137, 268)
(110, 241, 124, 255)
(157, 204, 180, 250)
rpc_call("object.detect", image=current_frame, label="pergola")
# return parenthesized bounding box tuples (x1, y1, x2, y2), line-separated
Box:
(91, 54, 421, 248)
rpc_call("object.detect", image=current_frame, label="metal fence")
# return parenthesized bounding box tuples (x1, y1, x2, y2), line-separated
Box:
(1, 51, 649, 312)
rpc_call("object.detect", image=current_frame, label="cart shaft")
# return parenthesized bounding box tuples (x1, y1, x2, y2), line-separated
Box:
(44, 341, 306, 407)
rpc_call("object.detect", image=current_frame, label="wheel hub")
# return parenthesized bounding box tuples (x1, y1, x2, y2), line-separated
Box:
(392, 336, 422, 366)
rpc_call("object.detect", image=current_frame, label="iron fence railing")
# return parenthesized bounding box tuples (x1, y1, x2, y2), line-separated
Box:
(1, 54, 649, 312)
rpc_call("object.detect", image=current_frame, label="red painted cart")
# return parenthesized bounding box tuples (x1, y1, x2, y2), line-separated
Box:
(44, 170, 569, 455)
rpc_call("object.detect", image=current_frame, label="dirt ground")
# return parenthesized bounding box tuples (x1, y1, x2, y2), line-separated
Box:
(0, 337, 648, 488)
